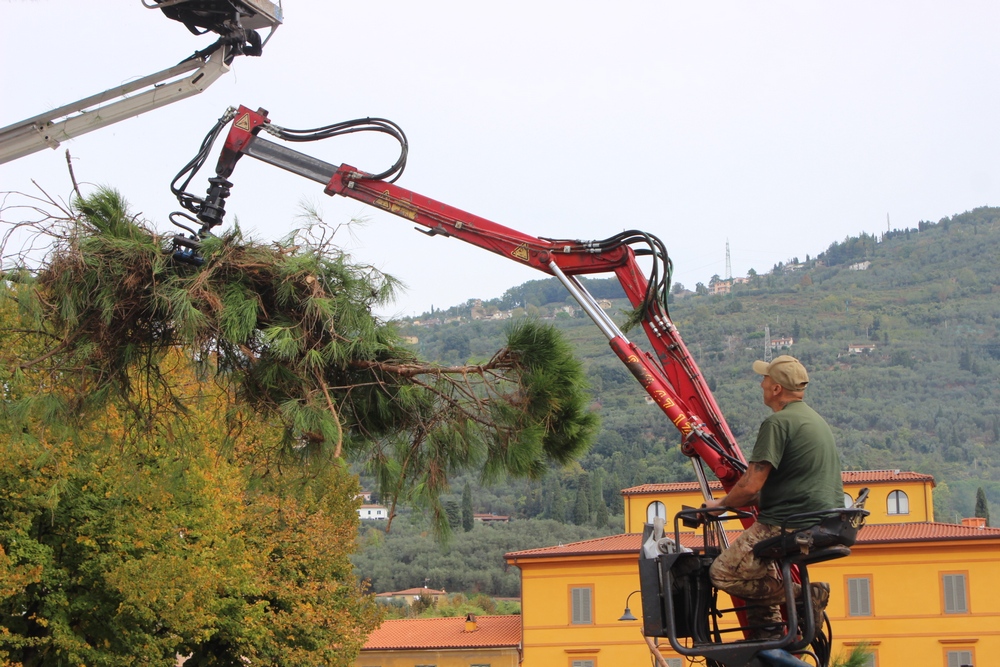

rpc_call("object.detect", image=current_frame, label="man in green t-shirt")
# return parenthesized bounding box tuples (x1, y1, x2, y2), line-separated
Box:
(704, 355, 843, 640)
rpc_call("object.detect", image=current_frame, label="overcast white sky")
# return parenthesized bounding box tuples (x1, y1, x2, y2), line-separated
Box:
(3, 2, 999, 317)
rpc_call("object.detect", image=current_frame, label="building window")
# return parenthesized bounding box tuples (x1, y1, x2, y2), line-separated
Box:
(666, 660, 683, 667)
(570, 586, 593, 624)
(946, 649, 974, 667)
(847, 577, 872, 616)
(647, 501, 666, 523)
(942, 573, 968, 614)
(887, 490, 909, 515)
(471, 664, 491, 667)
(570, 661, 595, 667)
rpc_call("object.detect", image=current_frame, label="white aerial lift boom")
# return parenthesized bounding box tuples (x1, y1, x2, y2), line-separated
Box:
(0, 0, 282, 165)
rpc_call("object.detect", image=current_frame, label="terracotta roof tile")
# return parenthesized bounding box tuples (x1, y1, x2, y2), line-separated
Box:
(506, 533, 641, 558)
(362, 615, 521, 650)
(856, 522, 1000, 543)
(621, 470, 934, 495)
(505, 522, 1000, 560)
(841, 470, 935, 484)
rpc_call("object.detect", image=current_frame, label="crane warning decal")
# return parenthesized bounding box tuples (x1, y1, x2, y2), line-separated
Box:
(374, 190, 417, 221)
(511, 244, 530, 262)
(234, 113, 252, 132)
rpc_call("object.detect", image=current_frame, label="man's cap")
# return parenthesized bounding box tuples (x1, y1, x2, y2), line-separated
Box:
(752, 355, 809, 391)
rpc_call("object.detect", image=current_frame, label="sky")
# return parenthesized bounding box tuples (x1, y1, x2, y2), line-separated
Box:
(2, 2, 999, 318)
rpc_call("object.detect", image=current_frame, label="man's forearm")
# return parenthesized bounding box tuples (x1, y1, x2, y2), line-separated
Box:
(710, 461, 770, 509)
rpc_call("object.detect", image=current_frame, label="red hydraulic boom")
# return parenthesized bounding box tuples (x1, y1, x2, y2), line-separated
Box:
(171, 105, 751, 516)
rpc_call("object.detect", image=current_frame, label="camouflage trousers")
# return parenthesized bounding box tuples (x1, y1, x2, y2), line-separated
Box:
(708, 521, 803, 637)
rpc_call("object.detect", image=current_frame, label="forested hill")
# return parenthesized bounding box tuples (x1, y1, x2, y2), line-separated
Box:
(393, 206, 1000, 525)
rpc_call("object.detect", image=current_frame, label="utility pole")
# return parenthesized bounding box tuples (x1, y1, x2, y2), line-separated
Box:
(725, 239, 732, 281)
(764, 325, 772, 363)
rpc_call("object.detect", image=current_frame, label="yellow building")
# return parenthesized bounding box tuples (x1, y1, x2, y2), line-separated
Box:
(622, 470, 936, 534)
(357, 614, 521, 667)
(506, 470, 1000, 667)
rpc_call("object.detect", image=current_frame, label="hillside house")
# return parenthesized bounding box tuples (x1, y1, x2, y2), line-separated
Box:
(849, 343, 877, 354)
(771, 335, 794, 349)
(374, 587, 448, 607)
(356, 504, 388, 520)
(709, 280, 732, 295)
(473, 513, 511, 524)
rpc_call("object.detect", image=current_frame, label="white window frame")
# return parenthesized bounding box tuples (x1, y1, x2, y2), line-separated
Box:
(647, 501, 666, 523)
(887, 490, 909, 515)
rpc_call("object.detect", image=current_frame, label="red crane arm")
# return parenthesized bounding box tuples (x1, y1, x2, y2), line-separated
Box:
(205, 106, 750, 495)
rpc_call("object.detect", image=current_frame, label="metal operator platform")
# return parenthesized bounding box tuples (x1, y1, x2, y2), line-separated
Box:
(169, 106, 872, 667)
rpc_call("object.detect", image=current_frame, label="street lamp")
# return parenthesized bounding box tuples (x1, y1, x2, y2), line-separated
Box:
(618, 590, 642, 622)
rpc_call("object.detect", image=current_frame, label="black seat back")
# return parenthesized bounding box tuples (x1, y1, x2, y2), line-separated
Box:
(753, 488, 870, 560)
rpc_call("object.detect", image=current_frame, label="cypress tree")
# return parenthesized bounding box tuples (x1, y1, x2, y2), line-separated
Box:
(975, 487, 990, 526)
(462, 482, 474, 532)
(444, 500, 461, 529)
(573, 475, 591, 525)
(549, 484, 566, 523)
(594, 494, 610, 528)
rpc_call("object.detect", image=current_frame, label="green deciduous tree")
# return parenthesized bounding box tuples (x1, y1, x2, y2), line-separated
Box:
(0, 372, 379, 667)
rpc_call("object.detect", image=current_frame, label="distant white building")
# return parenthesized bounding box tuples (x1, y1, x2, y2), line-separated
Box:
(849, 261, 871, 271)
(770, 336, 794, 349)
(357, 504, 389, 520)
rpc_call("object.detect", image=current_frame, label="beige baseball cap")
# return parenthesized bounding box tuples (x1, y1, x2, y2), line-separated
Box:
(752, 355, 809, 391)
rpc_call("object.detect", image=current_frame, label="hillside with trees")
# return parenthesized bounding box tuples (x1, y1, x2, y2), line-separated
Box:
(372, 207, 1000, 557)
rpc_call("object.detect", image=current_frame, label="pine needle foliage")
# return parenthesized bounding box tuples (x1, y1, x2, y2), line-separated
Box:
(2, 188, 598, 530)
(831, 643, 873, 667)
